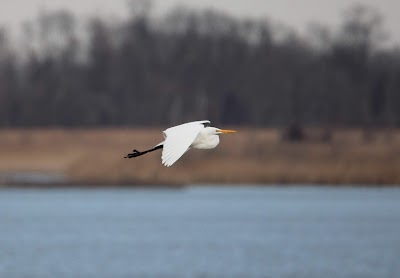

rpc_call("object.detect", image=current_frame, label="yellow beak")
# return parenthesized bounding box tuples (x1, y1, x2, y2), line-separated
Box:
(218, 129, 237, 134)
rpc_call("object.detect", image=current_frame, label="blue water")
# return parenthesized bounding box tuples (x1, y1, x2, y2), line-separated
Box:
(0, 186, 399, 278)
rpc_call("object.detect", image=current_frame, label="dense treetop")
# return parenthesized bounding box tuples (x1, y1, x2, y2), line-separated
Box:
(0, 3, 399, 127)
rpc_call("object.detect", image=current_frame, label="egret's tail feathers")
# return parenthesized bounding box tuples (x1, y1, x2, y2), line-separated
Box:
(124, 145, 163, 159)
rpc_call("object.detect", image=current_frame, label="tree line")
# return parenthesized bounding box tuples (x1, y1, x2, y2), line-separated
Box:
(0, 2, 399, 127)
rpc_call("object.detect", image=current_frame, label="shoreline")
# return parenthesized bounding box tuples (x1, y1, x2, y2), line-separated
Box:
(1, 178, 398, 189)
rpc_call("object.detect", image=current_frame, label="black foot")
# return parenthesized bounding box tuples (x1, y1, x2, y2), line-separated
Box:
(124, 145, 163, 159)
(125, 149, 143, 158)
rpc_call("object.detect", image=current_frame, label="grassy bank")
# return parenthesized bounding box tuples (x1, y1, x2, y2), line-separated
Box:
(0, 128, 399, 186)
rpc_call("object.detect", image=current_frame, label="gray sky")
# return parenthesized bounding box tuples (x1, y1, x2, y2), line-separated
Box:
(1, 0, 400, 45)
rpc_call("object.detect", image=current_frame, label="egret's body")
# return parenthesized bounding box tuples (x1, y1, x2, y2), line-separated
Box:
(125, 120, 236, 166)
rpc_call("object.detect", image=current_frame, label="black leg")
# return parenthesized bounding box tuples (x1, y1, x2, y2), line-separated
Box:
(125, 145, 163, 159)
(124, 150, 145, 158)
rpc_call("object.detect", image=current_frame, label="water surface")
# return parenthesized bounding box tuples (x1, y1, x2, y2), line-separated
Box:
(1, 186, 399, 278)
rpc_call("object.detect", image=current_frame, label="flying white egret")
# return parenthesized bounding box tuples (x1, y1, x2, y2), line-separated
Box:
(124, 120, 236, 167)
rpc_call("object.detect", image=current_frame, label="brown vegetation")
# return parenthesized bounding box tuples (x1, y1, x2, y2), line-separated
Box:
(0, 128, 399, 186)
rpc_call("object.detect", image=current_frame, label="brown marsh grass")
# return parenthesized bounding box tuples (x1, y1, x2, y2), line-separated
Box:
(0, 127, 399, 186)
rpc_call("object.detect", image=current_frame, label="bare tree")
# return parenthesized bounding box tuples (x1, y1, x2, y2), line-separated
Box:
(0, 3, 399, 128)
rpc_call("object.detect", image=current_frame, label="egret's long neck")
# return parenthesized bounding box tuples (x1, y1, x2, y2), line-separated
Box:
(191, 133, 220, 149)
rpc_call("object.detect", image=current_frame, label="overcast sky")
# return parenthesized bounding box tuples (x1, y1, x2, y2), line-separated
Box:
(1, 0, 400, 45)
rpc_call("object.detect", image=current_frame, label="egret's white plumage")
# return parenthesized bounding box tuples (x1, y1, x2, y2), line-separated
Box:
(125, 120, 236, 167)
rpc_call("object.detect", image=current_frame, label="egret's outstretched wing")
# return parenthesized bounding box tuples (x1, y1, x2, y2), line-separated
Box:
(161, 120, 210, 166)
